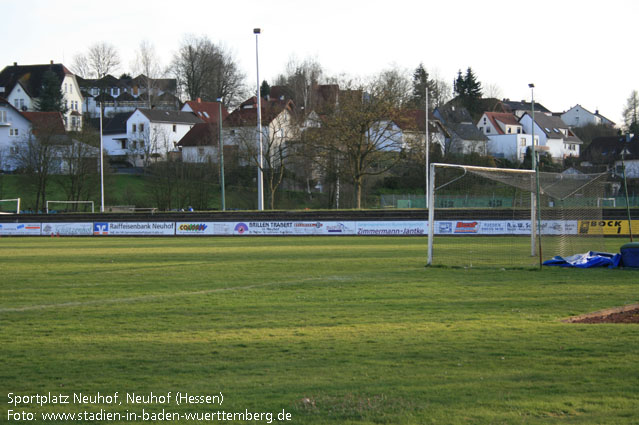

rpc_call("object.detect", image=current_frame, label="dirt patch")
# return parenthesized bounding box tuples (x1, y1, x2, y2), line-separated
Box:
(563, 304, 639, 324)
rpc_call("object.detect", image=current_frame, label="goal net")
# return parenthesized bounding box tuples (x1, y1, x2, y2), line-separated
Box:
(0, 198, 21, 214)
(427, 163, 609, 268)
(46, 200, 95, 213)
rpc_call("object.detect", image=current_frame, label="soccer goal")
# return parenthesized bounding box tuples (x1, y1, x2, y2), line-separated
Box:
(0, 198, 21, 214)
(427, 163, 609, 268)
(46, 200, 95, 214)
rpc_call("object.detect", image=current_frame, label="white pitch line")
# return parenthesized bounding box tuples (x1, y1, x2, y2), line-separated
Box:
(0, 275, 353, 313)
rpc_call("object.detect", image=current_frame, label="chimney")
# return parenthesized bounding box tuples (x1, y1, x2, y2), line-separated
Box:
(13, 62, 17, 66)
(50, 60, 54, 64)
(197, 98, 201, 103)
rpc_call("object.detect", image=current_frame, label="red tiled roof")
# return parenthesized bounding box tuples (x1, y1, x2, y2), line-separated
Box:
(177, 123, 219, 147)
(394, 109, 439, 132)
(225, 97, 294, 127)
(483, 112, 520, 135)
(184, 100, 229, 124)
(21, 111, 66, 134)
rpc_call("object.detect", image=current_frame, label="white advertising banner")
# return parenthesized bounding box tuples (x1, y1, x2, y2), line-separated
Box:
(93, 222, 175, 236)
(176, 222, 234, 236)
(231, 221, 357, 235)
(42, 222, 93, 236)
(0, 222, 41, 235)
(356, 221, 427, 236)
(434, 220, 578, 235)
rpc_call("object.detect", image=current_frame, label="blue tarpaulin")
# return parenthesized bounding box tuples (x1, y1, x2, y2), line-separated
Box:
(543, 251, 621, 268)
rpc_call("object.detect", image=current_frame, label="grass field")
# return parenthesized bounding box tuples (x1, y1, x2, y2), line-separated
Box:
(1, 236, 638, 424)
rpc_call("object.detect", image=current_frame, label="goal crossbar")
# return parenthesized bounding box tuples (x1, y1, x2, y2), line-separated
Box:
(0, 198, 21, 214)
(46, 200, 95, 214)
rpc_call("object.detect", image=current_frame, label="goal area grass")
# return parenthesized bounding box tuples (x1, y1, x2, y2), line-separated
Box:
(1, 236, 638, 424)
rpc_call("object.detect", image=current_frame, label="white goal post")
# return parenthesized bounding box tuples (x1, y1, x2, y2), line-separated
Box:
(0, 198, 21, 214)
(426, 163, 609, 268)
(427, 163, 536, 266)
(597, 197, 616, 207)
(46, 200, 95, 214)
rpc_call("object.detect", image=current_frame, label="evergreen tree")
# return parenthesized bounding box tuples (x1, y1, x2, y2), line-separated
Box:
(410, 63, 447, 111)
(452, 67, 483, 116)
(464, 67, 482, 99)
(35, 70, 68, 114)
(260, 80, 271, 98)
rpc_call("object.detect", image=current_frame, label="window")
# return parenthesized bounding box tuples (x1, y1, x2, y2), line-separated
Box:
(111, 87, 120, 97)
(64, 84, 68, 93)
(120, 140, 127, 150)
(0, 110, 6, 122)
(70, 84, 73, 94)
(520, 138, 526, 147)
(517, 127, 521, 134)
(486, 127, 490, 133)
(507, 127, 511, 134)
(10, 128, 19, 136)
(71, 116, 77, 128)
(132, 124, 137, 133)
(172, 124, 177, 132)
(139, 124, 144, 132)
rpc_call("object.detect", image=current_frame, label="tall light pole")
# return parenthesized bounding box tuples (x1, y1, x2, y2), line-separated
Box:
(217, 98, 226, 211)
(529, 83, 542, 266)
(425, 87, 429, 209)
(99, 102, 105, 213)
(254, 28, 264, 211)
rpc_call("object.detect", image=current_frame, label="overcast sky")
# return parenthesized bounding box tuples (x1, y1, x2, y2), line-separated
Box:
(2, 0, 637, 124)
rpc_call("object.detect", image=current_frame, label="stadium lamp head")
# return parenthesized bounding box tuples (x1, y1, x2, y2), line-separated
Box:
(253, 28, 261, 34)
(528, 83, 535, 88)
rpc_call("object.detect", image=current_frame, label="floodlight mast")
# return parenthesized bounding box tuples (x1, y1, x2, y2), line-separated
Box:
(529, 84, 536, 257)
(529, 83, 543, 267)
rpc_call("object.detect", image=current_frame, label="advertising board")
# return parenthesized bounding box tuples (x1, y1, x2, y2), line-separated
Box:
(356, 221, 427, 236)
(0, 222, 41, 235)
(578, 219, 639, 236)
(232, 221, 357, 235)
(176, 222, 234, 236)
(41, 222, 93, 236)
(93, 222, 175, 236)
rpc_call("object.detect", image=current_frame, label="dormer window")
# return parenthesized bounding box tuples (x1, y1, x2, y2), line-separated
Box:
(517, 127, 521, 134)
(111, 87, 120, 97)
(507, 127, 512, 134)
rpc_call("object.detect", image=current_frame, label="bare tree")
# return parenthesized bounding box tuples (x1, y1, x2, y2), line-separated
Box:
(232, 102, 299, 209)
(72, 42, 121, 79)
(484, 82, 503, 99)
(127, 125, 172, 171)
(133, 40, 166, 108)
(171, 35, 246, 107)
(274, 56, 324, 113)
(308, 75, 409, 208)
(623, 90, 639, 134)
(12, 114, 66, 211)
(58, 127, 100, 208)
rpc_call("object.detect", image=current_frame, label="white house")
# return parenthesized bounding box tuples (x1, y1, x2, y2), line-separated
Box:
(126, 109, 202, 165)
(0, 62, 83, 131)
(561, 104, 615, 128)
(519, 112, 582, 162)
(476, 112, 537, 162)
(0, 104, 97, 173)
(101, 112, 134, 159)
(0, 98, 33, 171)
(223, 97, 298, 165)
(78, 74, 179, 118)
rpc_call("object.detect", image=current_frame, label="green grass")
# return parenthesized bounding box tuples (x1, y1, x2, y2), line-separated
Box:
(1, 236, 638, 424)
